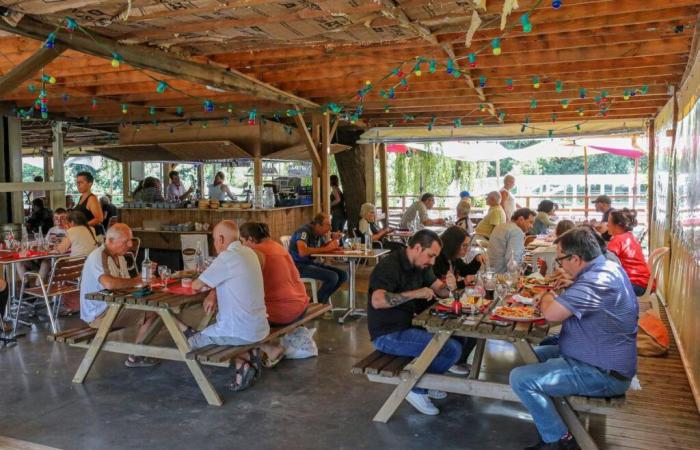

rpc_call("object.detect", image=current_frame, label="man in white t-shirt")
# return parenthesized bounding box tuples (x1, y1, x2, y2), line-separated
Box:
(46, 208, 68, 242)
(79, 223, 160, 368)
(189, 220, 269, 391)
(167, 170, 194, 201)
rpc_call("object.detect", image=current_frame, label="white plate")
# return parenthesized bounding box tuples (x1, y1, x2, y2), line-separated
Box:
(493, 307, 542, 322)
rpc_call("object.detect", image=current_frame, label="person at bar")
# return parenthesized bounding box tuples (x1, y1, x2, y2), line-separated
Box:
(79, 223, 160, 368)
(65, 195, 76, 210)
(289, 213, 348, 305)
(367, 229, 466, 416)
(74, 171, 105, 235)
(358, 203, 403, 252)
(188, 220, 269, 391)
(606, 209, 649, 296)
(330, 174, 347, 232)
(136, 177, 165, 203)
(399, 193, 446, 230)
(487, 208, 536, 273)
(167, 170, 194, 201)
(474, 191, 507, 239)
(510, 226, 637, 450)
(208, 171, 236, 201)
(531, 200, 557, 235)
(239, 221, 309, 368)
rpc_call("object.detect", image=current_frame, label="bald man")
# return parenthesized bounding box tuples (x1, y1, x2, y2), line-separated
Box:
(80, 223, 161, 367)
(474, 191, 507, 238)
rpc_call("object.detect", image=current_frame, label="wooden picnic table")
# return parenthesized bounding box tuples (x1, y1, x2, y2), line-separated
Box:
(370, 297, 603, 450)
(72, 285, 221, 405)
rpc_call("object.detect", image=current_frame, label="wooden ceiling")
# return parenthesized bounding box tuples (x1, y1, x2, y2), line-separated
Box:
(0, 0, 697, 138)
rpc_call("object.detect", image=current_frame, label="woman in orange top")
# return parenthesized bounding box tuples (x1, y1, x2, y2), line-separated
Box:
(240, 221, 310, 366)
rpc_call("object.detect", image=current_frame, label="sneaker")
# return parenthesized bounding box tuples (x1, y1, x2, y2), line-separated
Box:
(405, 391, 439, 415)
(427, 389, 447, 400)
(448, 364, 471, 376)
(525, 435, 580, 450)
(124, 355, 160, 368)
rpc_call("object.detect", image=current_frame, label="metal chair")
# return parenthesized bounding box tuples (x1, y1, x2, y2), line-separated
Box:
(14, 255, 86, 334)
(107, 216, 119, 229)
(280, 234, 318, 303)
(637, 247, 670, 317)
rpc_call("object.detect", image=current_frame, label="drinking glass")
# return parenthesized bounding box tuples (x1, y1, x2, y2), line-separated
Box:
(495, 282, 509, 303)
(158, 266, 171, 290)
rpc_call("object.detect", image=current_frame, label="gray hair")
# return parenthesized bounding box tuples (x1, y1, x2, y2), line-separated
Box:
(106, 223, 131, 242)
(487, 191, 502, 203)
(360, 203, 376, 219)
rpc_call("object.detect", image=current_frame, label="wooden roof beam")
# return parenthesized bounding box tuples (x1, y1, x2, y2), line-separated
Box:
(0, 44, 65, 97)
(0, 12, 319, 109)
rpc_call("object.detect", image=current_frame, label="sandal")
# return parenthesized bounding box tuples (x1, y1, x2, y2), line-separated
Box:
(183, 327, 197, 339)
(249, 348, 263, 379)
(262, 350, 284, 369)
(227, 360, 257, 392)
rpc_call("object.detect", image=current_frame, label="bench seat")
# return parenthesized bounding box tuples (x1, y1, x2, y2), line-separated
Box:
(186, 303, 331, 366)
(48, 325, 125, 344)
(352, 350, 626, 414)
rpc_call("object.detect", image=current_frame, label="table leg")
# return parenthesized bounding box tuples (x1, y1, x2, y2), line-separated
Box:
(139, 316, 164, 345)
(373, 330, 453, 423)
(469, 338, 487, 380)
(338, 259, 357, 323)
(159, 309, 222, 407)
(72, 304, 122, 383)
(512, 339, 599, 450)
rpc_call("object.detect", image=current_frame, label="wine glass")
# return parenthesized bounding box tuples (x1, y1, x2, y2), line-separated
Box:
(158, 265, 170, 290)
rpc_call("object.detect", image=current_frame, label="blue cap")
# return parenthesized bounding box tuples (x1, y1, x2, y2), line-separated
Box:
(459, 191, 471, 198)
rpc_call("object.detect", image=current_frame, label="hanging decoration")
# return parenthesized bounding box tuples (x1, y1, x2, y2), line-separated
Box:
(156, 81, 168, 93)
(467, 53, 476, 68)
(491, 38, 502, 56)
(561, 99, 569, 109)
(532, 76, 540, 89)
(465, 11, 482, 48)
(506, 79, 514, 91)
(479, 76, 487, 88)
(500, 0, 520, 30)
(520, 13, 532, 33)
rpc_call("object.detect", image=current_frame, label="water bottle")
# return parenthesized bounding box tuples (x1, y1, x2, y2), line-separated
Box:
(195, 241, 205, 273)
(141, 248, 152, 286)
(365, 230, 372, 254)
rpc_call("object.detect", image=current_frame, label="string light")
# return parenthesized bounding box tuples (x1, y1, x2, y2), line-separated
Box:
(44, 32, 56, 49)
(91, 98, 98, 110)
(555, 80, 563, 93)
(156, 81, 168, 93)
(491, 38, 502, 56)
(498, 111, 506, 121)
(453, 118, 462, 128)
(479, 76, 486, 88)
(521, 13, 532, 33)
(479, 104, 486, 112)
(533, 76, 540, 89)
(446, 59, 454, 74)
(176, 106, 184, 116)
(552, 1, 562, 9)
(530, 98, 537, 109)
(467, 53, 476, 68)
(65, 18, 78, 32)
(111, 53, 123, 68)
(506, 79, 514, 91)
(28, 84, 36, 93)
(623, 90, 631, 100)
(248, 109, 257, 125)
(413, 62, 422, 76)
(579, 88, 586, 99)
(478, 118, 484, 126)
(578, 107, 585, 117)
(427, 115, 436, 131)
(41, 74, 56, 84)
(121, 104, 128, 114)
(561, 99, 569, 109)
(551, 113, 557, 123)
(429, 59, 437, 73)
(203, 99, 214, 112)
(149, 106, 156, 115)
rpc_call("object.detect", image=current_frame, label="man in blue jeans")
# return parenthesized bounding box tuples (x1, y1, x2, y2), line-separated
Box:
(289, 212, 348, 304)
(367, 229, 468, 416)
(510, 226, 638, 450)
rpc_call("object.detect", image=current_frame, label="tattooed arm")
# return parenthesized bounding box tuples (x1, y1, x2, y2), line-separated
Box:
(371, 287, 435, 309)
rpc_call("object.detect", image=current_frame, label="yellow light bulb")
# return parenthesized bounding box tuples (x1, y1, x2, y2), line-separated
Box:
(492, 47, 501, 56)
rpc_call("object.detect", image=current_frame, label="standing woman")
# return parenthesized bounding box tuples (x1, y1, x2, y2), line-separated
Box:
(329, 174, 346, 232)
(74, 171, 104, 235)
(208, 171, 236, 201)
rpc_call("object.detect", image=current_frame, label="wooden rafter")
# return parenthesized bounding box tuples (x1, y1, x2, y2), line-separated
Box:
(0, 44, 65, 97)
(0, 13, 319, 109)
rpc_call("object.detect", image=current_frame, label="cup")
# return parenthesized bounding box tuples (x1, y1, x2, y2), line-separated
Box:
(181, 277, 193, 288)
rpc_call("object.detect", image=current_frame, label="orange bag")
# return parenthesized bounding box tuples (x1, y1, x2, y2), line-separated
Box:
(637, 311, 670, 356)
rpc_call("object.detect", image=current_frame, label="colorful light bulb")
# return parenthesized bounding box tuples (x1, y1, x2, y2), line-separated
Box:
(91, 98, 98, 110)
(479, 76, 486, 88)
(499, 111, 506, 121)
(579, 87, 586, 99)
(453, 118, 462, 128)
(384, 105, 390, 113)
(552, 113, 557, 123)
(388, 88, 395, 99)
(414, 63, 422, 76)
(491, 38, 501, 56)
(156, 81, 168, 93)
(533, 76, 540, 89)
(530, 98, 537, 109)
(62, 93, 69, 102)
(578, 107, 585, 117)
(479, 104, 485, 112)
(248, 109, 257, 125)
(453, 70, 461, 78)
(45, 32, 56, 49)
(467, 53, 476, 68)
(176, 106, 184, 116)
(429, 59, 437, 73)
(623, 89, 631, 100)
(561, 99, 569, 109)
(28, 84, 36, 93)
(149, 106, 156, 115)
(446, 59, 454, 74)
(640, 85, 649, 94)
(203, 100, 214, 112)
(65, 18, 78, 32)
(506, 79, 513, 91)
(555, 80, 563, 93)
(552, 1, 562, 9)
(121, 104, 128, 114)
(520, 13, 532, 33)
(478, 118, 484, 126)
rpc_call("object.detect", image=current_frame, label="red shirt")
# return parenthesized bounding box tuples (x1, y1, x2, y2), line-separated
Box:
(607, 232, 650, 288)
(252, 239, 309, 325)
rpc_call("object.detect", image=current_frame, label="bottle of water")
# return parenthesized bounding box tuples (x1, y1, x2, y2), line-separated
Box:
(141, 248, 152, 286)
(195, 241, 205, 273)
(365, 230, 373, 254)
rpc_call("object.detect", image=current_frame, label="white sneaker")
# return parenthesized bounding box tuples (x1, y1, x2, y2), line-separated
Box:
(427, 389, 447, 400)
(448, 364, 471, 376)
(405, 391, 440, 415)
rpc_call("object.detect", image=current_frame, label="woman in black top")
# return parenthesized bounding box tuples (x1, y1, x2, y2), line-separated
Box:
(74, 171, 104, 235)
(330, 175, 346, 232)
(433, 226, 483, 290)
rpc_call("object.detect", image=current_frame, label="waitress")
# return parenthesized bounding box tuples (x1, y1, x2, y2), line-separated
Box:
(208, 171, 236, 201)
(74, 171, 105, 235)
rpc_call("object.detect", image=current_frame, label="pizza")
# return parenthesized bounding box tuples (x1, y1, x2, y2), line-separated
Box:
(493, 305, 541, 320)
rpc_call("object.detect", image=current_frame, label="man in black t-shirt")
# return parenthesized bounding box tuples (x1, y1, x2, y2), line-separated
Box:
(367, 229, 465, 416)
(592, 195, 615, 241)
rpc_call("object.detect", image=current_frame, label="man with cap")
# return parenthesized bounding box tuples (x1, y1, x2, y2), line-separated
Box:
(456, 191, 472, 232)
(592, 195, 615, 241)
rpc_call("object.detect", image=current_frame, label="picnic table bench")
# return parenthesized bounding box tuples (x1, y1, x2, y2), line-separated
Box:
(48, 286, 330, 406)
(352, 304, 626, 450)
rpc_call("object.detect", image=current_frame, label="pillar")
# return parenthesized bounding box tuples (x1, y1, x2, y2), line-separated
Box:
(50, 121, 65, 209)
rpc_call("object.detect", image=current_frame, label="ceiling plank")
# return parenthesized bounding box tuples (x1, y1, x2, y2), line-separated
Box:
(0, 44, 66, 97)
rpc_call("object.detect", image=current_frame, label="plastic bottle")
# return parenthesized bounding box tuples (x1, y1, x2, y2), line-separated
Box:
(141, 248, 152, 286)
(195, 241, 205, 273)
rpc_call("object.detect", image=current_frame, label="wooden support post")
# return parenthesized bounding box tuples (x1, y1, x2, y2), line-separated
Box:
(122, 162, 131, 201)
(197, 164, 205, 198)
(50, 121, 65, 209)
(583, 146, 589, 219)
(7, 117, 23, 222)
(647, 121, 655, 242)
(379, 143, 389, 223)
(43, 154, 51, 208)
(319, 112, 331, 216)
(253, 125, 263, 189)
(0, 46, 66, 97)
(632, 158, 639, 210)
(312, 163, 321, 214)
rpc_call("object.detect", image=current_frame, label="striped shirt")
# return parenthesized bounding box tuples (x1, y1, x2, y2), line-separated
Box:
(555, 255, 639, 378)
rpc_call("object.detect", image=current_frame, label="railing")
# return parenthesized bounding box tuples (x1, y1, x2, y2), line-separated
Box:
(380, 194, 648, 226)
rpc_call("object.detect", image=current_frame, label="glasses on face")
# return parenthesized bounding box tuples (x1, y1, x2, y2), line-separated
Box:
(554, 254, 574, 266)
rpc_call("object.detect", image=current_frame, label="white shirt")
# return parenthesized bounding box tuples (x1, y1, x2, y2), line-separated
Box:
(399, 201, 429, 230)
(487, 222, 526, 273)
(46, 226, 67, 241)
(167, 182, 186, 201)
(501, 189, 517, 220)
(208, 183, 230, 201)
(198, 241, 269, 342)
(67, 226, 99, 256)
(79, 247, 114, 323)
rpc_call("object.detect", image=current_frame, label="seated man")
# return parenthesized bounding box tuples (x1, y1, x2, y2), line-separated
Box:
(368, 229, 468, 416)
(80, 223, 160, 368)
(399, 193, 445, 230)
(510, 226, 638, 450)
(289, 213, 348, 305)
(189, 220, 270, 392)
(474, 191, 507, 238)
(487, 208, 536, 273)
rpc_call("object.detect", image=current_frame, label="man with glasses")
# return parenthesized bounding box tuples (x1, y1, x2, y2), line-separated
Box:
(509, 226, 638, 450)
(367, 229, 464, 416)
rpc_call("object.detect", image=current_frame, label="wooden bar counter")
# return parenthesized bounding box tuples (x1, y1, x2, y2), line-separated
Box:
(119, 205, 312, 251)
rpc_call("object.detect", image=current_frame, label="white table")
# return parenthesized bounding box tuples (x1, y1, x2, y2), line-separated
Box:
(311, 249, 390, 323)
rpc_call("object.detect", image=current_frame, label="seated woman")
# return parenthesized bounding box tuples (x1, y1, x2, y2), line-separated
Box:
(432, 226, 485, 375)
(554, 219, 575, 237)
(239, 221, 309, 368)
(607, 209, 649, 296)
(358, 203, 403, 252)
(531, 200, 557, 235)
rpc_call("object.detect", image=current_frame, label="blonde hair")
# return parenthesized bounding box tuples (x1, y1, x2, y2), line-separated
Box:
(360, 203, 376, 219)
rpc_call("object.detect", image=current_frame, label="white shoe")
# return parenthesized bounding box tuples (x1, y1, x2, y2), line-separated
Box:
(448, 364, 471, 376)
(406, 391, 440, 415)
(428, 389, 447, 400)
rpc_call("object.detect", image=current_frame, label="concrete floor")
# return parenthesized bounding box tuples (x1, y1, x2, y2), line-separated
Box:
(0, 290, 539, 450)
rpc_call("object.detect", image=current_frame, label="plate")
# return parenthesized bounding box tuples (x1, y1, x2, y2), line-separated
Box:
(510, 294, 534, 305)
(493, 305, 542, 322)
